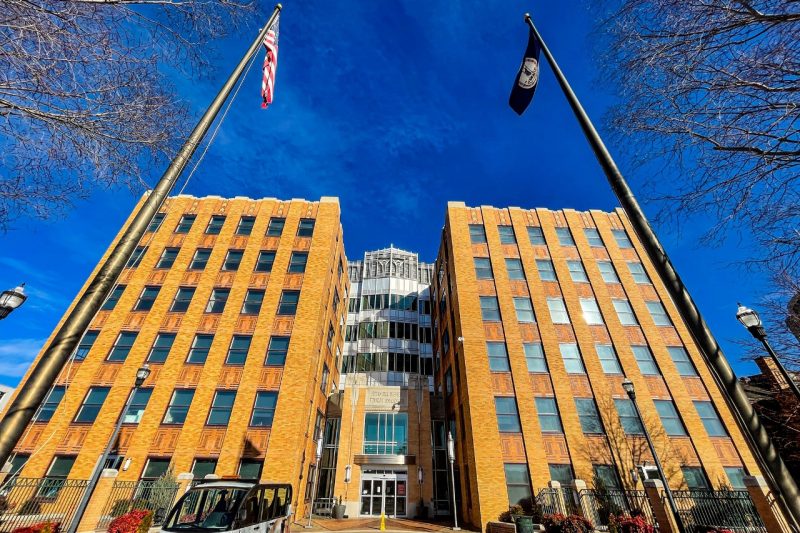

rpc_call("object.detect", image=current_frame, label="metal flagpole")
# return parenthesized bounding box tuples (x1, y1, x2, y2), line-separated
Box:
(522, 12, 800, 530)
(0, 4, 283, 470)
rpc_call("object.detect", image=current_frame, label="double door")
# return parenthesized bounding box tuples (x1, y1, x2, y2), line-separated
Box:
(360, 472, 407, 517)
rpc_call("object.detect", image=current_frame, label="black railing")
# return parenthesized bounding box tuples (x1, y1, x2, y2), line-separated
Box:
(578, 489, 656, 530)
(0, 477, 89, 532)
(97, 479, 180, 529)
(536, 488, 563, 515)
(671, 490, 766, 533)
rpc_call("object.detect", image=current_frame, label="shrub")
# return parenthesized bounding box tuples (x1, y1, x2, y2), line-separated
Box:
(499, 504, 524, 523)
(11, 522, 60, 533)
(110, 498, 150, 517)
(18, 499, 42, 515)
(107, 509, 153, 533)
(541, 513, 593, 533)
(609, 514, 656, 533)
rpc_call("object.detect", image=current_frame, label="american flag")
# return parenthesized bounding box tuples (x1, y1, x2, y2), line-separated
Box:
(261, 15, 279, 109)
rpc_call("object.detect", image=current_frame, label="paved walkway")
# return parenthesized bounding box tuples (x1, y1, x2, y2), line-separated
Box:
(296, 517, 464, 532)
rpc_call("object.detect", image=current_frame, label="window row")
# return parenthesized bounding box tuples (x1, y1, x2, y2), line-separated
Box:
(147, 213, 315, 238)
(127, 247, 309, 274)
(475, 256, 651, 286)
(344, 322, 433, 343)
(469, 224, 634, 250)
(340, 352, 434, 375)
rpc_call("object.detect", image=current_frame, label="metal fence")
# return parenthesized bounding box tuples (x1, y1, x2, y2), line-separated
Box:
(579, 489, 656, 530)
(535, 488, 563, 515)
(96, 479, 180, 529)
(671, 490, 766, 533)
(312, 498, 335, 516)
(0, 477, 89, 532)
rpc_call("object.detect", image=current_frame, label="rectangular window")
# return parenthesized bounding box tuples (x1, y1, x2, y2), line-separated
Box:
(535, 397, 563, 433)
(694, 401, 727, 436)
(266, 336, 290, 365)
(134, 286, 160, 311)
(74, 387, 110, 423)
(107, 331, 138, 362)
(576, 398, 603, 434)
(547, 297, 570, 324)
(297, 218, 315, 237)
(504, 464, 532, 506)
(175, 214, 195, 233)
(524, 343, 547, 372)
(556, 227, 575, 246)
(647, 301, 672, 326)
(560, 343, 585, 374)
(487, 342, 510, 372)
(148, 333, 176, 363)
(495, 397, 521, 432)
(187, 334, 213, 364)
(207, 390, 236, 425)
(266, 217, 285, 236)
(363, 412, 409, 455)
(147, 213, 165, 233)
(163, 389, 194, 424)
(157, 247, 180, 269)
(445, 368, 453, 396)
(321, 364, 330, 393)
(192, 459, 217, 480)
(628, 262, 650, 284)
(514, 297, 535, 322)
(74, 330, 99, 361)
(469, 224, 487, 244)
(614, 399, 644, 434)
(597, 261, 620, 283)
(189, 248, 211, 270)
(40, 456, 76, 497)
(474, 258, 493, 279)
(505, 258, 525, 280)
(241, 290, 264, 315)
(668, 347, 697, 376)
(239, 460, 263, 480)
(536, 259, 557, 281)
(725, 467, 747, 489)
(580, 298, 604, 325)
(549, 464, 574, 485)
(226, 335, 252, 365)
(170, 287, 195, 312)
(596, 344, 622, 374)
(223, 249, 243, 271)
(142, 458, 170, 480)
(633, 345, 660, 375)
(593, 465, 621, 489)
(480, 296, 501, 321)
(251, 391, 278, 426)
(255, 251, 276, 272)
(126, 246, 147, 268)
(527, 226, 546, 245)
(682, 467, 710, 490)
(584, 228, 604, 247)
(498, 226, 516, 244)
(613, 229, 634, 248)
(102, 285, 125, 311)
(567, 260, 588, 282)
(36, 386, 65, 422)
(206, 288, 230, 313)
(654, 400, 687, 436)
(236, 216, 255, 235)
(123, 388, 152, 424)
(205, 215, 226, 235)
(613, 299, 639, 326)
(278, 290, 300, 315)
(288, 252, 308, 273)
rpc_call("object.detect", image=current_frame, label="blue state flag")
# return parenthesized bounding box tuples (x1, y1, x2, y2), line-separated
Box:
(509, 27, 541, 115)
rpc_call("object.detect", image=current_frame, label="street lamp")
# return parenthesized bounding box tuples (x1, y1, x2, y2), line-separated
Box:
(737, 303, 800, 400)
(305, 436, 324, 529)
(447, 431, 460, 531)
(621, 378, 685, 533)
(67, 364, 151, 533)
(0, 284, 27, 319)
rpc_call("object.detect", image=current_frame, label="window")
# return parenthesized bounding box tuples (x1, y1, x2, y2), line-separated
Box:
(142, 458, 170, 480)
(134, 286, 160, 311)
(187, 334, 213, 364)
(102, 285, 125, 310)
(614, 399, 644, 435)
(593, 465, 621, 489)
(584, 228, 604, 247)
(547, 297, 570, 324)
(163, 389, 195, 424)
(126, 246, 147, 268)
(524, 343, 547, 372)
(226, 335, 252, 365)
(266, 336, 290, 365)
(597, 261, 619, 283)
(505, 258, 525, 280)
(474, 258, 493, 279)
(694, 401, 727, 436)
(236, 216, 255, 235)
(206, 288, 229, 313)
(74, 387, 110, 423)
(560, 343, 585, 374)
(277, 290, 299, 315)
(445, 368, 453, 396)
(580, 298, 604, 325)
(498, 226, 516, 244)
(251, 391, 278, 426)
(555, 227, 575, 246)
(514, 297, 535, 322)
(596, 345, 622, 374)
(495, 397, 521, 432)
(527, 226, 546, 245)
(36, 386, 65, 422)
(363, 413, 408, 454)
(504, 464, 532, 506)
(628, 262, 650, 284)
(613, 299, 638, 326)
(549, 464, 574, 485)
(613, 229, 633, 249)
(725, 467, 747, 489)
(682, 467, 710, 490)
(647, 301, 672, 326)
(223, 249, 243, 271)
(321, 364, 330, 393)
(107, 331, 138, 362)
(241, 290, 264, 315)
(654, 400, 686, 436)
(327, 324, 334, 349)
(157, 248, 180, 269)
(297, 218, 315, 237)
(536, 259, 557, 281)
(536, 397, 562, 433)
(566, 260, 588, 282)
(147, 333, 176, 363)
(190, 249, 211, 270)
(207, 390, 236, 425)
(203, 215, 225, 235)
(469, 224, 486, 244)
(192, 459, 217, 480)
(175, 214, 195, 233)
(668, 347, 697, 376)
(480, 296, 501, 321)
(288, 252, 308, 273)
(40, 457, 75, 497)
(239, 460, 263, 480)
(74, 330, 99, 360)
(123, 388, 152, 423)
(633, 345, 660, 375)
(255, 251, 276, 272)
(171, 287, 195, 312)
(8, 454, 29, 476)
(266, 217, 285, 236)
(487, 342, 510, 372)
(147, 213, 165, 232)
(576, 398, 603, 434)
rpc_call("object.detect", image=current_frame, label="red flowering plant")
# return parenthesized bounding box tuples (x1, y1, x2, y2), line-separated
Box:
(541, 513, 593, 533)
(107, 509, 153, 533)
(609, 514, 656, 533)
(11, 522, 60, 533)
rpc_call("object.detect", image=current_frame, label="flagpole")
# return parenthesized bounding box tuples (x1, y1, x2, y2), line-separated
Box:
(522, 12, 800, 529)
(0, 4, 283, 471)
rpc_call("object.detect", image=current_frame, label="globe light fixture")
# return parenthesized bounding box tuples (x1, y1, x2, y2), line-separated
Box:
(0, 284, 27, 319)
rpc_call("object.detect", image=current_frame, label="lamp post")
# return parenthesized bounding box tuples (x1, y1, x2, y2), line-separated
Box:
(737, 303, 800, 400)
(621, 378, 685, 533)
(0, 284, 27, 319)
(67, 364, 151, 533)
(447, 431, 460, 531)
(305, 436, 324, 529)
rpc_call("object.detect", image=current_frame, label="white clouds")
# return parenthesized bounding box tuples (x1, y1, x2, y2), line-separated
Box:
(0, 338, 46, 385)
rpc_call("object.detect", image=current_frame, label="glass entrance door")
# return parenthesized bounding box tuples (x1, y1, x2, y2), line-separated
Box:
(359, 471, 407, 517)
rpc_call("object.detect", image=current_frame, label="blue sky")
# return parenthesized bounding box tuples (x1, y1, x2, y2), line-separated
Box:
(0, 1, 769, 387)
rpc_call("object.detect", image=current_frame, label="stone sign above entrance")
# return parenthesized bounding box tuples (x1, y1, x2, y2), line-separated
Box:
(364, 387, 407, 410)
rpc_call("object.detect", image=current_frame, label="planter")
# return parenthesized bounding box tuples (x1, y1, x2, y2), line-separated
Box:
(417, 502, 428, 519)
(513, 515, 535, 533)
(332, 504, 345, 519)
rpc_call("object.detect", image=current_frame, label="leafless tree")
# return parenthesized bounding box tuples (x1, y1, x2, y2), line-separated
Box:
(0, 0, 257, 229)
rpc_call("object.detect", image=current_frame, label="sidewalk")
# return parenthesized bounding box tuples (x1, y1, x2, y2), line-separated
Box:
(295, 517, 465, 532)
